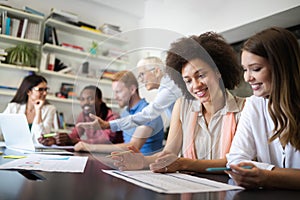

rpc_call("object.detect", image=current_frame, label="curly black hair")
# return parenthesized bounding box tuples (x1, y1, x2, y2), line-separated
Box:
(166, 32, 242, 98)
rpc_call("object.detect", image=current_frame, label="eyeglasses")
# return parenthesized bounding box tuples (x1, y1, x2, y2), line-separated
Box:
(32, 87, 49, 92)
(137, 68, 155, 82)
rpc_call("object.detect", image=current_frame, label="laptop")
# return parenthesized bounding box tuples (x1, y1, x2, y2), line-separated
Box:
(0, 113, 73, 155)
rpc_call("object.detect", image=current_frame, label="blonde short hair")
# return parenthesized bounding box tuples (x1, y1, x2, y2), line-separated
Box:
(112, 70, 139, 90)
(137, 56, 164, 70)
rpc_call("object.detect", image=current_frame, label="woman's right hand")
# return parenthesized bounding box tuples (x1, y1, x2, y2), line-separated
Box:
(111, 145, 145, 171)
(38, 136, 56, 146)
(76, 113, 110, 130)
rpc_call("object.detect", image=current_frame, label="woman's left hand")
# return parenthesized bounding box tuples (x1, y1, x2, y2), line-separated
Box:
(225, 162, 267, 189)
(34, 99, 45, 110)
(150, 151, 179, 173)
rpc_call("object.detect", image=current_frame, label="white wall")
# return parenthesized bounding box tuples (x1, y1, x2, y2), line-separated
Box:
(140, 0, 300, 36)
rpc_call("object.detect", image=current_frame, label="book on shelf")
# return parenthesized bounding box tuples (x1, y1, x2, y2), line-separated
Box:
(47, 53, 55, 71)
(24, 21, 40, 40)
(80, 26, 101, 33)
(0, 48, 7, 55)
(10, 18, 20, 37)
(0, 55, 6, 61)
(57, 66, 72, 74)
(5, 16, 10, 35)
(0, 48, 7, 62)
(77, 21, 96, 29)
(44, 25, 53, 44)
(99, 23, 121, 35)
(56, 111, 65, 129)
(40, 52, 48, 70)
(61, 42, 84, 52)
(16, 18, 24, 37)
(1, 10, 7, 34)
(52, 27, 59, 45)
(53, 58, 69, 72)
(23, 6, 45, 17)
(48, 8, 78, 24)
(20, 18, 28, 38)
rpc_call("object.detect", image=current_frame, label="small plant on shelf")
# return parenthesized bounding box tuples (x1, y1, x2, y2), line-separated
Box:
(5, 44, 39, 67)
(89, 41, 98, 55)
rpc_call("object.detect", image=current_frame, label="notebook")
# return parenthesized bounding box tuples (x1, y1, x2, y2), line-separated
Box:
(0, 113, 73, 155)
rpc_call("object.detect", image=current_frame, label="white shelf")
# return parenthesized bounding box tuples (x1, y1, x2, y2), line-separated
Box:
(0, 90, 118, 109)
(42, 43, 128, 65)
(0, 5, 44, 22)
(0, 63, 38, 72)
(40, 69, 112, 85)
(0, 89, 16, 96)
(45, 18, 127, 45)
(0, 34, 41, 46)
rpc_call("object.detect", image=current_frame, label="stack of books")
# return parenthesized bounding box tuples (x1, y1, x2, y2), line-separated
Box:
(99, 23, 121, 35)
(0, 48, 7, 63)
(48, 8, 79, 25)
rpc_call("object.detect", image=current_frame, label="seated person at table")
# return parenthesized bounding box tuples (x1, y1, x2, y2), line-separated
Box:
(74, 71, 165, 155)
(39, 85, 123, 146)
(80, 56, 182, 132)
(110, 32, 245, 172)
(226, 27, 300, 190)
(3, 74, 56, 143)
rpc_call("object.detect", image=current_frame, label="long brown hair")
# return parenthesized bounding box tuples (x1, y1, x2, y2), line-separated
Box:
(242, 27, 300, 150)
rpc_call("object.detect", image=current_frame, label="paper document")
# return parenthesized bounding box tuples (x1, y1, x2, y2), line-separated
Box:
(103, 170, 244, 194)
(0, 154, 88, 173)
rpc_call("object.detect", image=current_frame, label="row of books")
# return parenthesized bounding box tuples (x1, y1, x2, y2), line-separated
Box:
(0, 10, 41, 40)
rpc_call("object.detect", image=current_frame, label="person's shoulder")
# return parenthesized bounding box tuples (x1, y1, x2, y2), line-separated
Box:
(5, 102, 21, 109)
(243, 95, 268, 111)
(246, 95, 266, 104)
(139, 98, 149, 107)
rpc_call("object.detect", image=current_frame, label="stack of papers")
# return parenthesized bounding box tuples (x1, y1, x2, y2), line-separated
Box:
(103, 170, 244, 194)
(0, 154, 88, 173)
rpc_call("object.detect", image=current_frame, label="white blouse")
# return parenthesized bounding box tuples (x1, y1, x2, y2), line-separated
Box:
(226, 95, 300, 170)
(3, 102, 56, 143)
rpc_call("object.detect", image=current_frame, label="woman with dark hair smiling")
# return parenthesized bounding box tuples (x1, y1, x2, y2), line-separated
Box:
(3, 74, 56, 143)
(110, 32, 246, 173)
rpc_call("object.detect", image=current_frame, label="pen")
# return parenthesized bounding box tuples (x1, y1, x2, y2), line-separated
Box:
(105, 150, 133, 158)
(3, 155, 27, 159)
(43, 133, 57, 138)
(205, 166, 253, 172)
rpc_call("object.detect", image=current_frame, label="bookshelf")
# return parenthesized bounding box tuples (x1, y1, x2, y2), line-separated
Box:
(0, 5, 44, 113)
(0, 5, 126, 124)
(39, 16, 129, 124)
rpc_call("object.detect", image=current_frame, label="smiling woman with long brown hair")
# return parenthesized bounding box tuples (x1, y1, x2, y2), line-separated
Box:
(226, 27, 300, 190)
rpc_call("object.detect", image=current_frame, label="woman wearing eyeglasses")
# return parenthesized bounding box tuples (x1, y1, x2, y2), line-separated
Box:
(3, 74, 56, 143)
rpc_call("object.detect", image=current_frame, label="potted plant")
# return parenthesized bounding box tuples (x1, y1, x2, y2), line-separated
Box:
(5, 44, 39, 67)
